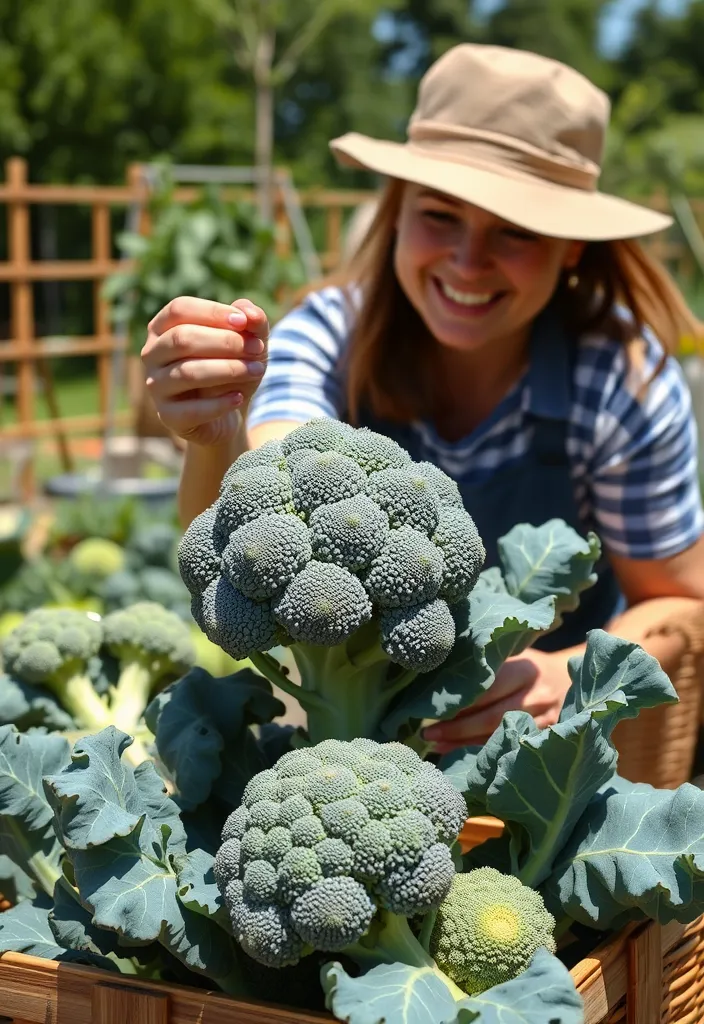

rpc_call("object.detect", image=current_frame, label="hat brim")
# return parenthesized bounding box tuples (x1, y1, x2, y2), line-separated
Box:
(330, 133, 672, 242)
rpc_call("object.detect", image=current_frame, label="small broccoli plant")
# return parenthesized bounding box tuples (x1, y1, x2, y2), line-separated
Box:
(0, 609, 111, 732)
(428, 867, 556, 994)
(178, 420, 486, 742)
(214, 737, 468, 972)
(0, 604, 195, 766)
(102, 601, 195, 743)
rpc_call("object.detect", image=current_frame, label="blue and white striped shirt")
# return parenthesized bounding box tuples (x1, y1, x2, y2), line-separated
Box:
(248, 286, 704, 561)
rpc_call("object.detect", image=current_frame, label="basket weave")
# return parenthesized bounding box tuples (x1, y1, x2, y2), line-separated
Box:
(611, 605, 704, 789)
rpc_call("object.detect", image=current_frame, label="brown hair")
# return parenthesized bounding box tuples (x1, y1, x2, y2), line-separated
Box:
(308, 179, 702, 425)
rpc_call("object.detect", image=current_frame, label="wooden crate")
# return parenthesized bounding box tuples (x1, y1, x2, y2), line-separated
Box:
(1, 915, 703, 1024)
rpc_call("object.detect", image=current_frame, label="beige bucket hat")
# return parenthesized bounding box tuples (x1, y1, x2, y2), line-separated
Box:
(330, 44, 672, 241)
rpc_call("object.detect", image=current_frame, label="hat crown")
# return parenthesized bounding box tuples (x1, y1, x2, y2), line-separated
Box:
(409, 44, 610, 176)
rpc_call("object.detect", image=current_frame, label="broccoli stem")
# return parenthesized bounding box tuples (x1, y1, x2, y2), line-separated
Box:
(110, 661, 154, 734)
(343, 910, 466, 1000)
(292, 641, 400, 744)
(47, 672, 113, 733)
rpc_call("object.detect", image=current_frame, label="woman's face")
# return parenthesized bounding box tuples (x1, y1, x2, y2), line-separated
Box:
(393, 184, 584, 356)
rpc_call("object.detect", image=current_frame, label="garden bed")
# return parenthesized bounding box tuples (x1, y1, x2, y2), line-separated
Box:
(1, 915, 703, 1024)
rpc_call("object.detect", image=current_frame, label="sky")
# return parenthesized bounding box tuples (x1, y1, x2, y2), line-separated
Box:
(474, 0, 691, 55)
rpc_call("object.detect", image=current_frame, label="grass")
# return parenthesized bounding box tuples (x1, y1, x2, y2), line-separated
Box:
(1, 372, 131, 425)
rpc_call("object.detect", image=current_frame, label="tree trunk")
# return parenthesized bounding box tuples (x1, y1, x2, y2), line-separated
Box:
(254, 27, 276, 222)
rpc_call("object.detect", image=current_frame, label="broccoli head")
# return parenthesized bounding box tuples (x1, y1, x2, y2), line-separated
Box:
(214, 738, 467, 969)
(0, 608, 111, 730)
(429, 867, 557, 995)
(67, 538, 126, 582)
(178, 418, 485, 742)
(102, 601, 196, 743)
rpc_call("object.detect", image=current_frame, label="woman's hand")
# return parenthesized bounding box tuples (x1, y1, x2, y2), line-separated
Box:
(422, 648, 572, 753)
(140, 296, 269, 447)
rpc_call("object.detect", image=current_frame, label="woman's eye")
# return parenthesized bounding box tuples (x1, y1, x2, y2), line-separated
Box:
(421, 208, 457, 224)
(502, 227, 537, 242)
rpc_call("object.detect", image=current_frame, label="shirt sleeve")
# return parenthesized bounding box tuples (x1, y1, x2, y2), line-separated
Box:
(247, 286, 352, 428)
(582, 328, 704, 560)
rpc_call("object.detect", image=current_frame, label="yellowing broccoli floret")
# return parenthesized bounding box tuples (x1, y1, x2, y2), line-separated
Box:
(215, 738, 466, 969)
(273, 561, 372, 646)
(68, 537, 126, 580)
(429, 867, 557, 995)
(366, 467, 441, 536)
(365, 527, 444, 609)
(221, 513, 312, 601)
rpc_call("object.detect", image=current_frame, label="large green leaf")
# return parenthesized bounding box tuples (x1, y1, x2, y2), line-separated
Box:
(177, 847, 228, 927)
(145, 668, 283, 811)
(0, 726, 70, 896)
(462, 631, 678, 887)
(322, 960, 463, 1024)
(381, 589, 555, 739)
(43, 726, 242, 987)
(499, 520, 600, 627)
(545, 778, 704, 929)
(44, 727, 186, 853)
(455, 948, 584, 1024)
(0, 898, 68, 959)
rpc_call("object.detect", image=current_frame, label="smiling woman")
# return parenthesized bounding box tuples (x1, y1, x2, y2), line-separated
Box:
(141, 43, 704, 753)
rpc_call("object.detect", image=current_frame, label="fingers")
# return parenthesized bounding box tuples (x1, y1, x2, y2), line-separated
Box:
(423, 686, 553, 748)
(146, 295, 270, 345)
(142, 323, 266, 371)
(157, 392, 244, 435)
(146, 355, 266, 400)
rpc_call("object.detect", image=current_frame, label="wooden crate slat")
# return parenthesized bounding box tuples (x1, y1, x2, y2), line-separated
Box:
(626, 921, 662, 1024)
(93, 984, 169, 1024)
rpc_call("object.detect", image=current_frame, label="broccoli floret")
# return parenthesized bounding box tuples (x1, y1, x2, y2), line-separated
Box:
(0, 609, 110, 731)
(273, 562, 372, 647)
(195, 576, 281, 660)
(216, 739, 466, 973)
(67, 538, 126, 582)
(429, 867, 557, 995)
(291, 452, 368, 518)
(380, 599, 456, 672)
(308, 495, 389, 572)
(177, 504, 224, 596)
(177, 418, 485, 743)
(433, 506, 485, 602)
(221, 439, 287, 492)
(413, 462, 464, 508)
(102, 601, 195, 745)
(366, 468, 441, 536)
(221, 514, 311, 601)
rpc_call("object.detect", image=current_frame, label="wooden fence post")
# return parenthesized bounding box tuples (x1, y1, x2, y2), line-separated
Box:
(92, 200, 113, 439)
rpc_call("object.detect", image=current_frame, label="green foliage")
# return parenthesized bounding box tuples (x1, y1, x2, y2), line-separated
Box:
(103, 173, 305, 353)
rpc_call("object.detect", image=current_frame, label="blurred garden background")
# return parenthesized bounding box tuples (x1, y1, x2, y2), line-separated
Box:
(3, 0, 704, 506)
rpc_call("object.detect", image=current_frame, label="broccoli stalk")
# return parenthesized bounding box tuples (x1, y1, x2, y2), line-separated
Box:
(249, 625, 417, 744)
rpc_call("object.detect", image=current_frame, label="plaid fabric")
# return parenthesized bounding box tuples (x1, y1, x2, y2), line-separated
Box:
(248, 286, 704, 560)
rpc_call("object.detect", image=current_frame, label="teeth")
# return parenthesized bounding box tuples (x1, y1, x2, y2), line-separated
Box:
(440, 282, 496, 306)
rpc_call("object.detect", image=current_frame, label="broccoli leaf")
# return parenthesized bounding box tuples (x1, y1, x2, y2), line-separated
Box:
(462, 630, 678, 888)
(43, 725, 243, 989)
(0, 897, 69, 958)
(176, 847, 230, 929)
(545, 778, 704, 930)
(454, 948, 584, 1023)
(0, 674, 75, 731)
(145, 667, 283, 811)
(0, 726, 70, 896)
(44, 728, 185, 852)
(321, 960, 462, 1024)
(0, 853, 34, 903)
(499, 520, 600, 627)
(438, 747, 480, 792)
(381, 588, 554, 740)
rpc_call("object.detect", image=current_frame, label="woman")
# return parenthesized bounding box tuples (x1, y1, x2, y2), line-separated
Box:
(141, 44, 704, 751)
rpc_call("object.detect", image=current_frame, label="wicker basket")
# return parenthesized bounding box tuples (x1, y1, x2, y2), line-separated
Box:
(611, 605, 704, 790)
(0, 915, 702, 1024)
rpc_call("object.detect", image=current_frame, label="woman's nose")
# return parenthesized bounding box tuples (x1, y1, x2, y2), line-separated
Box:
(450, 229, 492, 273)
